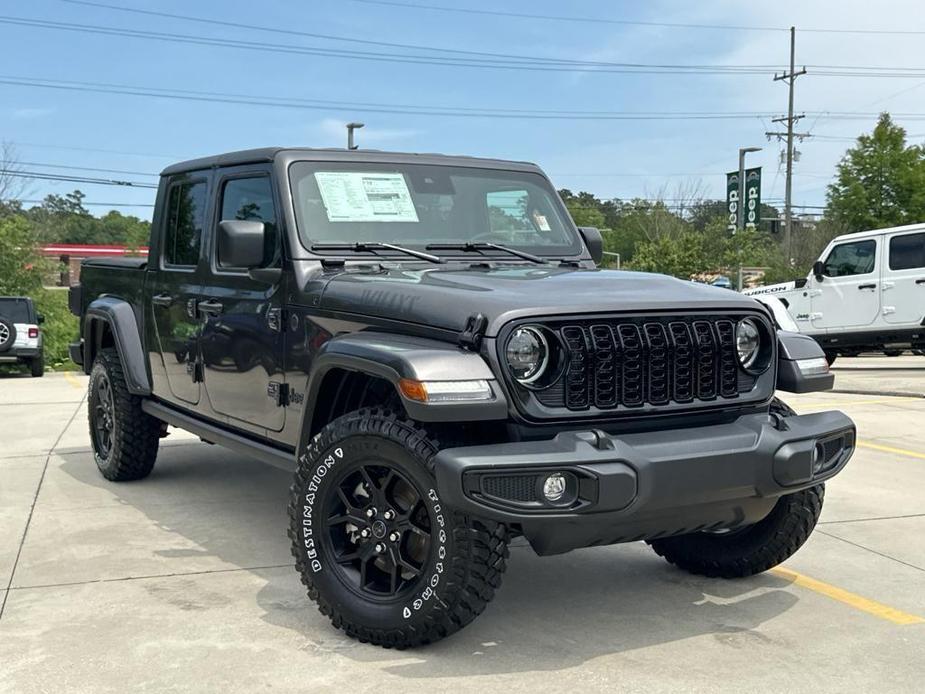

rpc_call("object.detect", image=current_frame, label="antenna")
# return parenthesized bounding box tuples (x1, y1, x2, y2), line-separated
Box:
(346, 122, 364, 150)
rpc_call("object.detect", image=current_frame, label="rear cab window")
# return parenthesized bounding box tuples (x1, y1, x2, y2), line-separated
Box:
(822, 239, 877, 277)
(163, 180, 208, 268)
(889, 232, 925, 270)
(0, 298, 33, 323)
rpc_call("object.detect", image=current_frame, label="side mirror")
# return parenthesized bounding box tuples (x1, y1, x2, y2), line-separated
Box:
(218, 220, 265, 269)
(577, 226, 603, 265)
(36, 313, 45, 324)
(812, 260, 825, 281)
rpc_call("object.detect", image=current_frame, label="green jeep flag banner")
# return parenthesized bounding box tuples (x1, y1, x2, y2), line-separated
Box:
(726, 171, 739, 232)
(726, 168, 762, 231)
(744, 167, 761, 230)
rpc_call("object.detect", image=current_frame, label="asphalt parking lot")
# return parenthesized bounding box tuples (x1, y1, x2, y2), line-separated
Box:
(1, 357, 924, 693)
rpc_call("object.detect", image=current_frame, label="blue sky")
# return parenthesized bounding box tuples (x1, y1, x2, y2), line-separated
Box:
(3, 0, 925, 221)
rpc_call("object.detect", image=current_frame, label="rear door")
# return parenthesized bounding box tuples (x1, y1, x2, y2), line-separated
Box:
(882, 229, 925, 325)
(810, 236, 881, 332)
(199, 169, 286, 432)
(148, 175, 209, 406)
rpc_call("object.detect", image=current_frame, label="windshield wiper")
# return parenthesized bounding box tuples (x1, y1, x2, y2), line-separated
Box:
(425, 242, 547, 265)
(311, 242, 444, 264)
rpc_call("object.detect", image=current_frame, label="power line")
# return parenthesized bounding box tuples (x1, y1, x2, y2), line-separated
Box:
(0, 16, 782, 75)
(0, 169, 158, 188)
(8, 76, 925, 122)
(18, 198, 154, 208)
(18, 161, 158, 177)
(6, 140, 180, 159)
(344, 0, 925, 35)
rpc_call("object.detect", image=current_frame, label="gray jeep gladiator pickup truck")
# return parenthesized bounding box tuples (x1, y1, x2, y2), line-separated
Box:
(69, 147, 855, 648)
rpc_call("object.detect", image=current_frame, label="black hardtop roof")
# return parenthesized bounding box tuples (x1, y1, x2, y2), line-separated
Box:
(159, 147, 542, 177)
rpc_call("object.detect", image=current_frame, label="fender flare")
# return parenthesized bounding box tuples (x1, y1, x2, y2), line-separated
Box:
(83, 297, 151, 395)
(299, 331, 507, 441)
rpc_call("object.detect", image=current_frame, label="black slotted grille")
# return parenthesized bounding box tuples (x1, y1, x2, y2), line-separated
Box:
(562, 326, 591, 410)
(531, 314, 761, 413)
(590, 325, 618, 408)
(715, 319, 739, 398)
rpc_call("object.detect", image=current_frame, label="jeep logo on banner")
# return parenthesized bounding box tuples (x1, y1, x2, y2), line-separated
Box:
(744, 167, 761, 230)
(726, 168, 761, 231)
(726, 171, 739, 232)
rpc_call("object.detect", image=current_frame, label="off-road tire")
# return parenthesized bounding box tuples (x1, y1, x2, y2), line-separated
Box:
(824, 351, 837, 366)
(288, 409, 509, 648)
(648, 485, 825, 578)
(30, 354, 44, 377)
(0, 317, 14, 352)
(88, 347, 160, 481)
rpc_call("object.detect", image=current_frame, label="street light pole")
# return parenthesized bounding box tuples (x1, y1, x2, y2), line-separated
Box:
(736, 146, 762, 290)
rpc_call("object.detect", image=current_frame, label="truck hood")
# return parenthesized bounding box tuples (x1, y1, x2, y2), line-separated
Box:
(317, 265, 765, 336)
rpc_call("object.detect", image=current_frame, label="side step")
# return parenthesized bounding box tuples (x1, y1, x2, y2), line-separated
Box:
(142, 399, 295, 472)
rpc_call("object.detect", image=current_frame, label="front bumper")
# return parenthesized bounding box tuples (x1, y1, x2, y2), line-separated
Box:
(434, 410, 855, 555)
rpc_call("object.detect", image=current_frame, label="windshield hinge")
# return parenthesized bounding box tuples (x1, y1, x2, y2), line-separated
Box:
(458, 313, 487, 351)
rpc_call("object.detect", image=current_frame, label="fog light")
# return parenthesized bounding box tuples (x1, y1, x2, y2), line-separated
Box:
(813, 442, 826, 474)
(542, 473, 567, 502)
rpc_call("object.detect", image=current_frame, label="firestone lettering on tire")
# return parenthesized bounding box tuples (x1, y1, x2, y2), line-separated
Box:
(403, 487, 446, 621)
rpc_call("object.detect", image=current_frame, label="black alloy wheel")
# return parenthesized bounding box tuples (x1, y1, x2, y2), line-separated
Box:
(324, 461, 433, 599)
(91, 372, 115, 459)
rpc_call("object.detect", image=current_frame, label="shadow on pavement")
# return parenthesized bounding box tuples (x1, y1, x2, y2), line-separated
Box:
(58, 441, 800, 677)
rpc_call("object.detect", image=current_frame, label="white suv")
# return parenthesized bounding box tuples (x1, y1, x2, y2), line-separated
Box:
(745, 223, 925, 363)
(0, 296, 45, 377)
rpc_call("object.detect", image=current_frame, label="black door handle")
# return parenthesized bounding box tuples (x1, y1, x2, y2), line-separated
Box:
(151, 293, 173, 307)
(197, 299, 224, 316)
(916, 279, 925, 285)
(858, 283, 877, 290)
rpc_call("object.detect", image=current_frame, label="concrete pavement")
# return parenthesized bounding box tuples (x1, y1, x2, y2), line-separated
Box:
(1, 367, 923, 693)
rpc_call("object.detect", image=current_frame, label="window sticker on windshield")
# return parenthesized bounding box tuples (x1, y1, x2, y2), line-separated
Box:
(533, 212, 551, 232)
(314, 172, 419, 223)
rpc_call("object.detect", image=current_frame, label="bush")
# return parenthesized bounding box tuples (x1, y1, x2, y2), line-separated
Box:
(35, 288, 79, 370)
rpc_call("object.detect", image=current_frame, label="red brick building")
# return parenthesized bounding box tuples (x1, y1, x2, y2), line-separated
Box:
(41, 244, 149, 286)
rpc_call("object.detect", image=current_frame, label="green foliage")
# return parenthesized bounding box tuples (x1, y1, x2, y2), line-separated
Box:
(0, 214, 47, 295)
(24, 190, 151, 246)
(0, 215, 78, 371)
(33, 288, 78, 369)
(826, 113, 925, 231)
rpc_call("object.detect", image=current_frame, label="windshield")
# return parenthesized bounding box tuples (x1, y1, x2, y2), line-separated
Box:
(289, 161, 580, 257)
(0, 298, 32, 323)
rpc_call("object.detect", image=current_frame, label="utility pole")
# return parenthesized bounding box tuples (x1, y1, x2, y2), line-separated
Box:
(766, 27, 809, 266)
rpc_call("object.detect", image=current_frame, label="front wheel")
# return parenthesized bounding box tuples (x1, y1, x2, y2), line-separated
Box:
(648, 485, 824, 578)
(288, 409, 508, 648)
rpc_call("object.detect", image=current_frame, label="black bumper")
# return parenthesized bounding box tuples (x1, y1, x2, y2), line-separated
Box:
(0, 347, 41, 361)
(433, 410, 855, 555)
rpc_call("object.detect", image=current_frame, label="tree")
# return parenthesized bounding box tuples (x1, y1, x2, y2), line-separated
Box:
(826, 113, 925, 231)
(0, 214, 47, 295)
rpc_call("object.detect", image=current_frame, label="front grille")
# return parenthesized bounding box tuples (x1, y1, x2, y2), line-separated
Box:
(534, 315, 761, 412)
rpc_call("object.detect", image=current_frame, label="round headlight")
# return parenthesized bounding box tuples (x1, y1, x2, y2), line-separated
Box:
(505, 326, 548, 384)
(736, 318, 761, 369)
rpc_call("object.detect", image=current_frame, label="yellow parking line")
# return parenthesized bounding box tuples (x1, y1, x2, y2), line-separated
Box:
(857, 441, 925, 461)
(772, 567, 925, 626)
(63, 371, 84, 390)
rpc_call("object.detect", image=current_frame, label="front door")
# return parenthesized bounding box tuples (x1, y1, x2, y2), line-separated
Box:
(882, 229, 925, 325)
(200, 171, 286, 432)
(149, 177, 209, 406)
(810, 236, 881, 332)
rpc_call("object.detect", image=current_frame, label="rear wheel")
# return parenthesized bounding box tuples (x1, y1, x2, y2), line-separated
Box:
(289, 409, 509, 648)
(30, 354, 44, 377)
(88, 347, 160, 481)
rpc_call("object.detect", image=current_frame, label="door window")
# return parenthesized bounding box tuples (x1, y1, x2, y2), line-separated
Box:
(164, 181, 207, 267)
(889, 232, 925, 270)
(822, 239, 876, 277)
(218, 176, 279, 268)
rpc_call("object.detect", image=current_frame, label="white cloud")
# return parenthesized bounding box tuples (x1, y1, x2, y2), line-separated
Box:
(9, 107, 55, 120)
